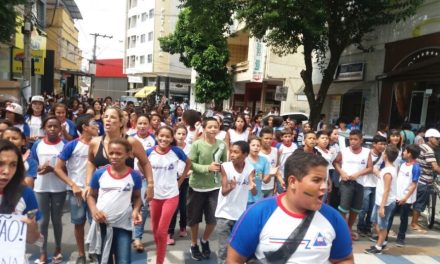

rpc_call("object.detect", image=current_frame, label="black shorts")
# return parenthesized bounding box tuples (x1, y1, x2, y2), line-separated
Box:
(338, 181, 364, 213)
(413, 183, 432, 213)
(187, 188, 219, 226)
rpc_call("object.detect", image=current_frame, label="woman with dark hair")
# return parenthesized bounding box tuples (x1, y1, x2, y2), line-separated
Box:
(225, 114, 249, 148)
(2, 127, 38, 188)
(172, 105, 184, 125)
(4, 102, 30, 141)
(31, 116, 67, 263)
(387, 129, 403, 168)
(69, 98, 81, 120)
(0, 139, 41, 247)
(92, 100, 104, 135)
(25, 95, 45, 143)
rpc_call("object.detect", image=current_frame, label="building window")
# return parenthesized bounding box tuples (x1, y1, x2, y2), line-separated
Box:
(141, 12, 148, 22)
(140, 55, 145, 64)
(148, 32, 153, 41)
(36, 0, 45, 29)
(149, 9, 154, 19)
(130, 55, 136, 67)
(147, 54, 152, 63)
(131, 36, 136, 48)
(129, 0, 137, 8)
(130, 15, 137, 28)
(126, 57, 129, 68)
(140, 34, 146, 43)
(127, 37, 130, 48)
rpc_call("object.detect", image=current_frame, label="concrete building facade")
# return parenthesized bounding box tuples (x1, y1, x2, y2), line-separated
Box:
(315, 0, 440, 135)
(123, 0, 191, 102)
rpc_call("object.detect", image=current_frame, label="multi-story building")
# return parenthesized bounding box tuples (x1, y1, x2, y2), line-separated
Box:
(315, 0, 440, 135)
(0, 0, 47, 99)
(45, 0, 83, 97)
(220, 23, 309, 116)
(123, 0, 191, 102)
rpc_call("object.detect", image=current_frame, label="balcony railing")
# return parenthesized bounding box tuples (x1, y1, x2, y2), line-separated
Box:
(230, 61, 249, 74)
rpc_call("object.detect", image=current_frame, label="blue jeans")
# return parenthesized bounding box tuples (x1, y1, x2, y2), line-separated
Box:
(99, 225, 132, 264)
(134, 179, 149, 240)
(357, 187, 375, 232)
(387, 203, 412, 240)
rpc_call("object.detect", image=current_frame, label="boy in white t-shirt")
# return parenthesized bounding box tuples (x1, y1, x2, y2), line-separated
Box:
(365, 145, 399, 255)
(388, 144, 421, 247)
(277, 128, 297, 193)
(215, 141, 255, 264)
(259, 127, 281, 197)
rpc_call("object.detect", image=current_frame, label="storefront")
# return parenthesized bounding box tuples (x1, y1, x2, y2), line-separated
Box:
(379, 32, 440, 129)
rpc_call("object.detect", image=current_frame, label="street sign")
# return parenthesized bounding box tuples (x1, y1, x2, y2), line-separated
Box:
(275, 86, 288, 101)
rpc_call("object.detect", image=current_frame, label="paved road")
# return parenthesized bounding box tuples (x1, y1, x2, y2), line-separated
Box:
(26, 207, 440, 264)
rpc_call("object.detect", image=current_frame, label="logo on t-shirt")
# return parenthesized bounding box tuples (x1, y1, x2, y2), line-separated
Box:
(121, 183, 132, 192)
(313, 233, 327, 247)
(360, 159, 366, 165)
(168, 164, 174, 170)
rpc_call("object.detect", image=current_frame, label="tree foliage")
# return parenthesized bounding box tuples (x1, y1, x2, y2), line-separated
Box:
(160, 0, 238, 105)
(0, 0, 26, 44)
(238, 0, 422, 125)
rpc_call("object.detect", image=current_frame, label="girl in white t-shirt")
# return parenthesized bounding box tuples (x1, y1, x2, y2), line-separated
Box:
(225, 115, 250, 147)
(31, 116, 66, 264)
(147, 126, 191, 264)
(215, 140, 255, 264)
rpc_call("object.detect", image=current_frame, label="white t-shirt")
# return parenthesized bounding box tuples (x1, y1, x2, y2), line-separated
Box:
(177, 143, 191, 177)
(259, 147, 278, 191)
(315, 147, 337, 171)
(277, 143, 298, 178)
(359, 151, 381, 188)
(215, 160, 255, 220)
(340, 147, 370, 185)
(396, 162, 421, 204)
(375, 166, 397, 206)
(58, 139, 89, 188)
(27, 115, 44, 138)
(31, 138, 67, 192)
(228, 129, 249, 144)
(90, 166, 141, 228)
(146, 146, 187, 199)
(216, 130, 227, 141)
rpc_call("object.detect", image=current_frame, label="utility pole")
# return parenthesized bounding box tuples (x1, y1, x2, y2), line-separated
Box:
(23, 0, 34, 101)
(89, 33, 112, 97)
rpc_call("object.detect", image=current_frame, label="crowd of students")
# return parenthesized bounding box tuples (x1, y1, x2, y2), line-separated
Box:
(0, 94, 440, 264)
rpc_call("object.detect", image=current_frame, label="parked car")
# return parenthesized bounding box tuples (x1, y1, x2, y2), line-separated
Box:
(120, 96, 140, 106)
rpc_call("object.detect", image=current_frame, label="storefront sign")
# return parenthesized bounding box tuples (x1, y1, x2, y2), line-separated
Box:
(128, 75, 143, 83)
(12, 49, 45, 75)
(251, 39, 266, 83)
(0, 214, 27, 264)
(334, 63, 364, 82)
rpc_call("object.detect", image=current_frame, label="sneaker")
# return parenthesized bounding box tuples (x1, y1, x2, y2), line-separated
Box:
(364, 245, 382, 254)
(200, 238, 211, 259)
(395, 239, 405, 247)
(88, 253, 99, 263)
(190, 244, 203, 261)
(167, 235, 175, 245)
(369, 235, 378, 242)
(179, 228, 188, 237)
(75, 256, 86, 264)
(382, 240, 388, 250)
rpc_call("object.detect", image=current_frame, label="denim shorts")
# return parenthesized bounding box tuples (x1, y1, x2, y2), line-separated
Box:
(371, 202, 396, 230)
(68, 191, 90, 224)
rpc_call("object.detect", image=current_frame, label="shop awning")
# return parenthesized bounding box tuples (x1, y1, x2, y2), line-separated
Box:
(135, 86, 156, 98)
(378, 56, 440, 82)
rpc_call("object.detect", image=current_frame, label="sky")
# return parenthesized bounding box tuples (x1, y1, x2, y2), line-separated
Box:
(74, 0, 126, 65)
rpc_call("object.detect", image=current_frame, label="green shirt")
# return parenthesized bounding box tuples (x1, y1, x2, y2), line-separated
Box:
(189, 138, 227, 189)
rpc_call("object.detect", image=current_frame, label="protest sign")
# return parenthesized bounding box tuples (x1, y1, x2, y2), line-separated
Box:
(0, 214, 27, 264)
